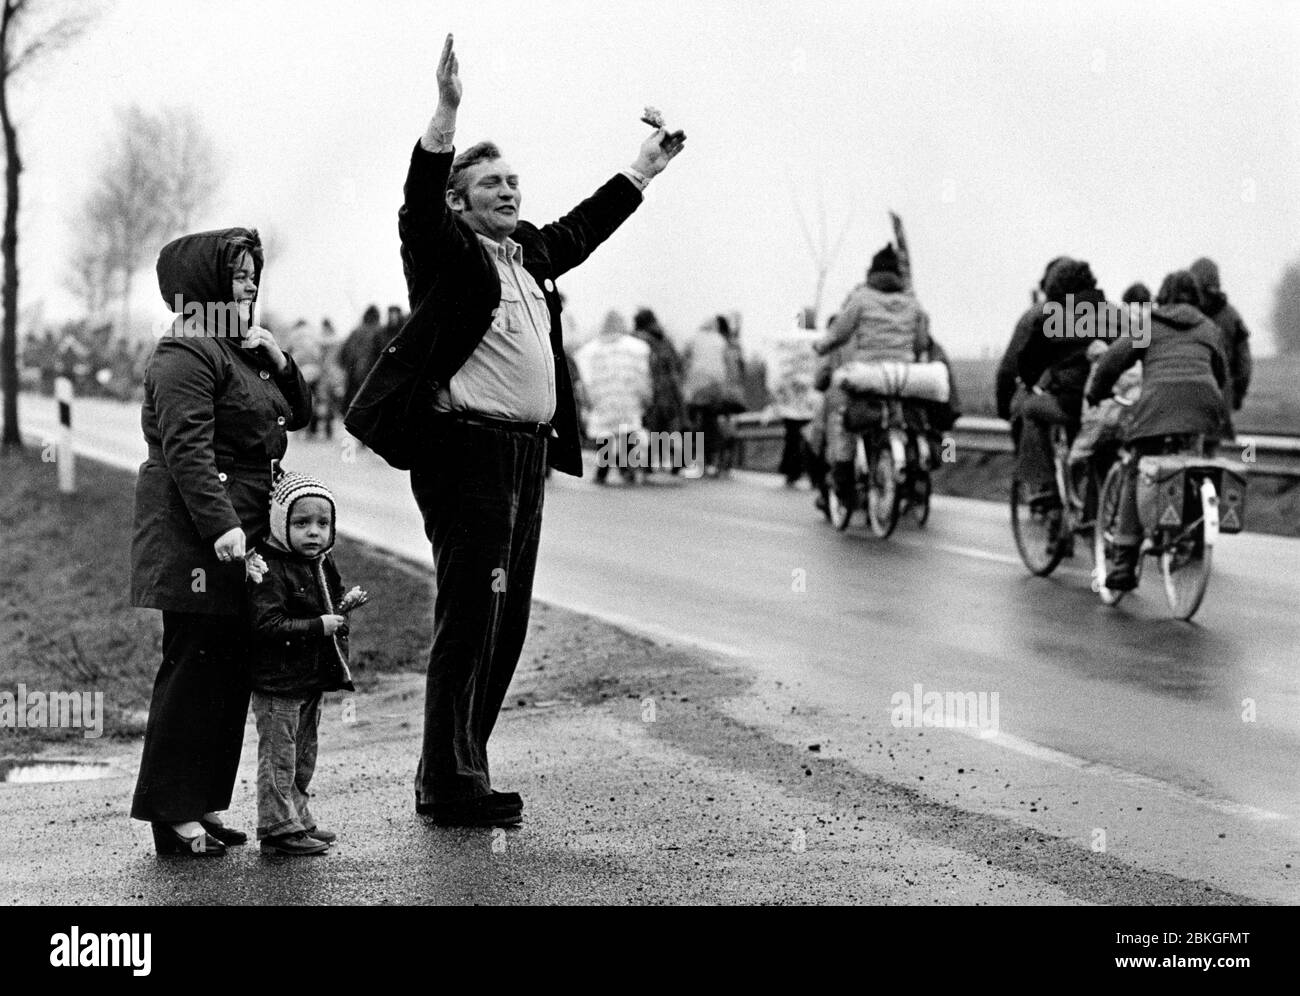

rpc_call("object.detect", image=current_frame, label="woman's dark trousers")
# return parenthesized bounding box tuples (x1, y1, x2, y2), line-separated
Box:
(131, 611, 252, 823)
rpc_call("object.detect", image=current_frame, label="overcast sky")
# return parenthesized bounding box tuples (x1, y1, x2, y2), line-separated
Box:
(15, 0, 1300, 357)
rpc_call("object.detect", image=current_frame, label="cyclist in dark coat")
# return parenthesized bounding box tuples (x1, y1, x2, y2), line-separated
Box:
(1014, 259, 1105, 503)
(1087, 270, 1230, 590)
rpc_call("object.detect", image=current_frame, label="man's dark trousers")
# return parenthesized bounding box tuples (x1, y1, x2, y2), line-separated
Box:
(409, 420, 547, 805)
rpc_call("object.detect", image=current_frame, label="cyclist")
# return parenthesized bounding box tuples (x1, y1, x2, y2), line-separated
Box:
(813, 243, 930, 505)
(1012, 259, 1106, 515)
(1085, 270, 1230, 591)
(995, 256, 1071, 434)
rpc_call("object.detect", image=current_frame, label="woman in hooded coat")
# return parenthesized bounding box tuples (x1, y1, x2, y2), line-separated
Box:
(129, 227, 311, 855)
(1086, 270, 1230, 590)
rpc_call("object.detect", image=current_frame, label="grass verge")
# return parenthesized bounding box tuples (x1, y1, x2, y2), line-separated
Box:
(0, 447, 434, 746)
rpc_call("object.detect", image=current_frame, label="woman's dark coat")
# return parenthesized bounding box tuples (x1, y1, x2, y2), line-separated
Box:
(130, 228, 311, 616)
(1087, 303, 1230, 442)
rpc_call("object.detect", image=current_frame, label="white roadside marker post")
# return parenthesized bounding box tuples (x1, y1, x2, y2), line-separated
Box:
(55, 375, 75, 493)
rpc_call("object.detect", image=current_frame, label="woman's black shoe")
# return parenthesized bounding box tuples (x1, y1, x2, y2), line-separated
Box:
(151, 823, 226, 857)
(199, 818, 248, 846)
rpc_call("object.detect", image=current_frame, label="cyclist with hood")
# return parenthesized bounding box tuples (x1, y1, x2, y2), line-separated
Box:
(1086, 270, 1230, 591)
(1013, 258, 1105, 510)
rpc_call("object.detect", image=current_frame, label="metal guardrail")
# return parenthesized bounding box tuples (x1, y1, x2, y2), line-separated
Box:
(731, 412, 1300, 480)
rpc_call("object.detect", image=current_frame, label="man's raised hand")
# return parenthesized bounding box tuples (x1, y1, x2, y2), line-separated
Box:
(633, 127, 686, 179)
(437, 33, 462, 109)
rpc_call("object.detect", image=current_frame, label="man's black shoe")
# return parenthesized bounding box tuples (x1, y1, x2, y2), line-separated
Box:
(417, 792, 523, 826)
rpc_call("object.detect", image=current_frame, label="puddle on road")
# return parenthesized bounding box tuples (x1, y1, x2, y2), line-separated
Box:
(0, 758, 123, 784)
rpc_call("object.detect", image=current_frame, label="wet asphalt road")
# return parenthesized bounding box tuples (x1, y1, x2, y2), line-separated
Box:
(11, 393, 1299, 903)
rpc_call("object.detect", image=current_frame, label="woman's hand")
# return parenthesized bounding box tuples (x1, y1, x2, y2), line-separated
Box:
(320, 614, 348, 636)
(242, 325, 288, 374)
(214, 527, 246, 563)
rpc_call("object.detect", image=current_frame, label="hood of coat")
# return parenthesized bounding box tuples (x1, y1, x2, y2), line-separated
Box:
(156, 227, 264, 335)
(633, 310, 666, 341)
(599, 310, 630, 340)
(1152, 302, 1208, 331)
(1043, 259, 1097, 303)
(1189, 256, 1227, 313)
(268, 471, 337, 557)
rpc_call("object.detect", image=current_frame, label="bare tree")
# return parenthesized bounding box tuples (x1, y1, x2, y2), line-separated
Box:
(76, 104, 219, 332)
(789, 172, 854, 328)
(65, 235, 114, 317)
(1, 0, 96, 450)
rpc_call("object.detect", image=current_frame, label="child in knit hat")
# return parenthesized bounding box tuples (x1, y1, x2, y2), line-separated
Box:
(247, 471, 368, 856)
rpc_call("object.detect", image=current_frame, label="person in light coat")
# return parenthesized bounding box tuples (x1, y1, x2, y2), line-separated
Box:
(765, 320, 820, 485)
(574, 310, 652, 483)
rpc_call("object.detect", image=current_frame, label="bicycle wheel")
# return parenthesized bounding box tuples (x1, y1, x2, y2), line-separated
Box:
(1161, 485, 1213, 621)
(1092, 462, 1128, 606)
(866, 439, 902, 538)
(1011, 480, 1065, 576)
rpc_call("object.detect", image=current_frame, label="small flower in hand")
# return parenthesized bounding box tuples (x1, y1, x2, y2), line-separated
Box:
(337, 586, 370, 614)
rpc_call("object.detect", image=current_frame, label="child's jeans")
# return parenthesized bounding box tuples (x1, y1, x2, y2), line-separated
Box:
(252, 691, 321, 838)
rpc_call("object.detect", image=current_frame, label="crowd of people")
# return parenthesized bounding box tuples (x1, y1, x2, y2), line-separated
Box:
(18, 305, 412, 436)
(570, 307, 751, 481)
(19, 324, 149, 400)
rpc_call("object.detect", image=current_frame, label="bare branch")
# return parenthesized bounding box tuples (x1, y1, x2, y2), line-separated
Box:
(8, 7, 96, 77)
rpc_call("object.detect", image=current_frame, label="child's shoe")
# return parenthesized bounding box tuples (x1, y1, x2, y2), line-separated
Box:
(261, 831, 330, 856)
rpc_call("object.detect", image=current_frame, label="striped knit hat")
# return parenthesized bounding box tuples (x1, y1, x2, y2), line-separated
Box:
(269, 471, 336, 555)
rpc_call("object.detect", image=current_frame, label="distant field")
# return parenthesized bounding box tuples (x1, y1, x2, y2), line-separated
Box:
(950, 354, 1300, 436)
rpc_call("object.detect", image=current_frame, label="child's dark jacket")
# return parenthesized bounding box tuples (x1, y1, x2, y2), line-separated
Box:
(248, 545, 355, 696)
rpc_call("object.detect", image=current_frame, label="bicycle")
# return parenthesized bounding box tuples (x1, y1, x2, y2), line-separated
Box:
(828, 393, 932, 537)
(1092, 438, 1246, 621)
(1009, 421, 1112, 576)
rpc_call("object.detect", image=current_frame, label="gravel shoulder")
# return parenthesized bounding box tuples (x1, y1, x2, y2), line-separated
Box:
(1, 595, 1266, 905)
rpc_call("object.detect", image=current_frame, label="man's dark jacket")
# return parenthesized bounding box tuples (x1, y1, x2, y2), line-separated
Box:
(995, 304, 1040, 421)
(1015, 286, 1107, 421)
(345, 144, 643, 475)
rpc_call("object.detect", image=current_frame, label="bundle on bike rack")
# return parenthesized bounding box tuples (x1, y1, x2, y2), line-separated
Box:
(832, 360, 951, 404)
(1136, 455, 1247, 534)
